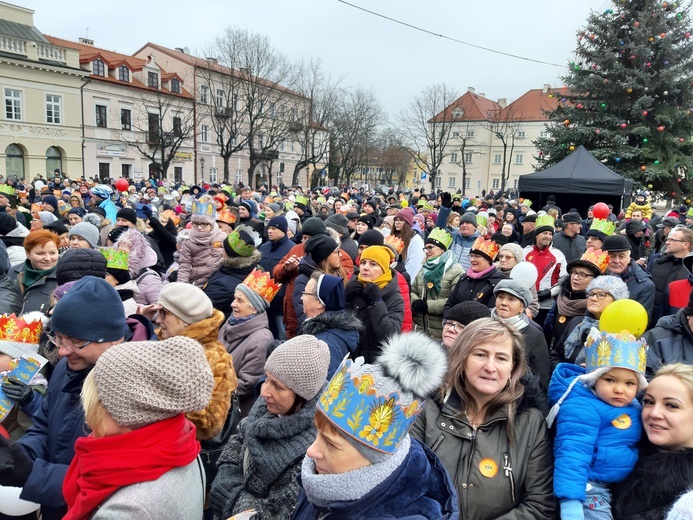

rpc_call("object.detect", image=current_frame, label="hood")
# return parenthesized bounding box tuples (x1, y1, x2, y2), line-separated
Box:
(6, 222, 29, 238)
(221, 249, 261, 270)
(126, 314, 157, 341)
(301, 310, 363, 336)
(115, 279, 140, 294)
(116, 229, 158, 275)
(548, 363, 588, 406)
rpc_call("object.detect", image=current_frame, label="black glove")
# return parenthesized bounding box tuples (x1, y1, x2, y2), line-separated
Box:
(361, 282, 383, 304)
(0, 436, 33, 487)
(537, 289, 551, 301)
(142, 205, 153, 219)
(411, 299, 428, 313)
(440, 192, 452, 209)
(344, 281, 364, 302)
(2, 378, 35, 407)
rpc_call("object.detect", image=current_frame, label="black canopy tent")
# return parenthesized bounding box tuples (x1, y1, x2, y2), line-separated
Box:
(518, 145, 633, 216)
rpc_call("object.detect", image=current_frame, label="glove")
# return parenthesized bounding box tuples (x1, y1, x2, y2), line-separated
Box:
(0, 436, 33, 487)
(361, 282, 383, 304)
(440, 192, 452, 209)
(142, 205, 153, 219)
(537, 289, 551, 301)
(1, 378, 34, 407)
(344, 281, 364, 302)
(411, 299, 428, 313)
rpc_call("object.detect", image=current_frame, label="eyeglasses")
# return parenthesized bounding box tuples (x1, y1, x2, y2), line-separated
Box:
(587, 291, 609, 300)
(442, 320, 464, 332)
(302, 291, 318, 297)
(46, 332, 90, 350)
(666, 237, 688, 243)
(191, 222, 212, 229)
(497, 254, 515, 261)
(153, 307, 171, 321)
(570, 271, 595, 280)
(423, 245, 437, 252)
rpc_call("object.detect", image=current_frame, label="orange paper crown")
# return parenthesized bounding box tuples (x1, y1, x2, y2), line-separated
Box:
(384, 235, 405, 255)
(470, 236, 500, 261)
(580, 247, 610, 273)
(0, 313, 44, 345)
(216, 207, 237, 226)
(240, 269, 281, 304)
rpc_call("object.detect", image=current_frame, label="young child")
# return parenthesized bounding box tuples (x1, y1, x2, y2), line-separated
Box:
(178, 196, 226, 287)
(547, 328, 648, 520)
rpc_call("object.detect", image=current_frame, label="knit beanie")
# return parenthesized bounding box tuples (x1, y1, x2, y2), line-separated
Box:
(363, 200, 378, 214)
(158, 282, 213, 324)
(38, 211, 58, 225)
(305, 234, 338, 264)
(360, 245, 394, 274)
(107, 226, 128, 245)
(460, 212, 478, 227)
(493, 279, 532, 308)
(264, 335, 330, 400)
(0, 213, 15, 235)
(45, 220, 69, 237)
(42, 194, 59, 210)
(499, 243, 524, 265)
(602, 234, 630, 252)
(325, 214, 349, 236)
(394, 208, 414, 227)
(316, 274, 345, 312)
(67, 207, 87, 218)
(116, 208, 137, 226)
(236, 284, 269, 313)
(51, 276, 128, 343)
(317, 331, 447, 464)
(491, 232, 509, 246)
(443, 300, 491, 325)
(358, 215, 376, 229)
(267, 215, 288, 234)
(56, 248, 108, 286)
(94, 336, 214, 428)
(68, 222, 99, 249)
(358, 229, 384, 248)
(587, 275, 629, 301)
(302, 217, 327, 237)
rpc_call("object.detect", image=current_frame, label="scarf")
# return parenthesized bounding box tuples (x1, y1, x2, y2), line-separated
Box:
(358, 269, 392, 289)
(466, 264, 495, 280)
(300, 435, 410, 507)
(563, 315, 598, 362)
(223, 313, 257, 327)
(63, 414, 200, 520)
(423, 250, 453, 295)
(21, 259, 56, 289)
(490, 307, 530, 331)
(555, 290, 587, 319)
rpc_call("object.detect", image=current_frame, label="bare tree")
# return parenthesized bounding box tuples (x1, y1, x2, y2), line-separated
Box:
(397, 83, 459, 190)
(452, 123, 480, 197)
(117, 91, 195, 179)
(485, 104, 523, 194)
(376, 127, 412, 188)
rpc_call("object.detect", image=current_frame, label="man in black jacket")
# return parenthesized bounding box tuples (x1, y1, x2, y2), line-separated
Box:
(649, 227, 693, 324)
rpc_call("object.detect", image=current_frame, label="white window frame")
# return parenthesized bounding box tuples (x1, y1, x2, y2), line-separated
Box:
(513, 178, 519, 189)
(209, 166, 218, 183)
(435, 176, 442, 188)
(201, 124, 209, 142)
(4, 88, 22, 120)
(463, 152, 473, 163)
(493, 154, 502, 164)
(515, 154, 524, 165)
(517, 130, 526, 139)
(45, 94, 61, 124)
(464, 177, 471, 189)
(200, 85, 209, 104)
(450, 152, 458, 163)
(492, 178, 500, 189)
(452, 131, 460, 138)
(466, 130, 475, 138)
(448, 176, 456, 188)
(539, 130, 549, 138)
(216, 88, 224, 107)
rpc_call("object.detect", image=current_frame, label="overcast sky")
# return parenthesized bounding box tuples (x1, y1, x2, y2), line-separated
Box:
(26, 0, 608, 119)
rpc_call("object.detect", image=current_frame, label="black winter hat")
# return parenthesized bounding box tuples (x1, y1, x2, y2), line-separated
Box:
(302, 217, 327, 238)
(116, 208, 137, 226)
(325, 214, 349, 235)
(443, 301, 491, 326)
(56, 249, 108, 286)
(305, 234, 338, 264)
(358, 215, 376, 229)
(358, 229, 384, 248)
(0, 212, 15, 235)
(602, 234, 630, 252)
(267, 215, 288, 234)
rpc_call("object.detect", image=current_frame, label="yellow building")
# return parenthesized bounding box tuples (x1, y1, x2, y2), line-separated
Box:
(0, 2, 87, 181)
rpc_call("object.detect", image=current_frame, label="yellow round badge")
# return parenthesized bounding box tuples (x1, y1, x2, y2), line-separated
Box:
(558, 316, 567, 324)
(612, 414, 632, 430)
(479, 458, 498, 478)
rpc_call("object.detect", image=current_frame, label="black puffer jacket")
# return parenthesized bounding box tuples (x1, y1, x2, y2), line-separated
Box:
(649, 253, 689, 323)
(300, 310, 362, 377)
(3, 262, 58, 315)
(444, 266, 508, 314)
(54, 249, 108, 286)
(642, 309, 693, 380)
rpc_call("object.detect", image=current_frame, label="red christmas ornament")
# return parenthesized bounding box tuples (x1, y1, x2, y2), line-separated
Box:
(634, 21, 640, 27)
(642, 111, 648, 116)
(621, 123, 628, 128)
(641, 165, 647, 171)
(577, 103, 583, 109)
(596, 129, 601, 134)
(593, 203, 609, 219)
(658, 126, 665, 132)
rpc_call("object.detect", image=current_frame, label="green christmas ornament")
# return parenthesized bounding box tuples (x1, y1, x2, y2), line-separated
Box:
(643, 138, 649, 143)
(654, 160, 660, 165)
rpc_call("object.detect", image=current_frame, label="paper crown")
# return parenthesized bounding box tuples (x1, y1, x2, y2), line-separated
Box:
(101, 248, 129, 271)
(226, 225, 260, 257)
(521, 199, 533, 208)
(470, 236, 499, 261)
(0, 184, 16, 196)
(426, 227, 453, 250)
(584, 328, 647, 377)
(240, 269, 281, 304)
(161, 209, 180, 227)
(216, 207, 237, 226)
(421, 203, 434, 212)
(589, 218, 616, 236)
(476, 212, 488, 228)
(535, 214, 555, 230)
(0, 313, 44, 359)
(384, 235, 405, 255)
(416, 199, 426, 207)
(295, 195, 309, 207)
(579, 247, 610, 273)
(686, 208, 693, 218)
(191, 200, 215, 218)
(318, 358, 424, 455)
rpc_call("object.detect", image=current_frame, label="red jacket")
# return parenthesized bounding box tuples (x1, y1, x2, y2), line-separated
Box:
(396, 271, 413, 332)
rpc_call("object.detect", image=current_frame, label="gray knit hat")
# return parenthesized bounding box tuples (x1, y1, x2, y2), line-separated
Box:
(68, 222, 99, 248)
(236, 284, 269, 313)
(587, 275, 629, 301)
(264, 335, 330, 400)
(499, 243, 524, 264)
(94, 336, 214, 428)
(158, 282, 213, 324)
(494, 279, 533, 308)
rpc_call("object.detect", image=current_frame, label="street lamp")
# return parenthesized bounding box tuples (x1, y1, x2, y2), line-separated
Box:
(200, 157, 205, 181)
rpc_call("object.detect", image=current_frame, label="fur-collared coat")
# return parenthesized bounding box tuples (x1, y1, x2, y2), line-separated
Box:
(177, 310, 237, 441)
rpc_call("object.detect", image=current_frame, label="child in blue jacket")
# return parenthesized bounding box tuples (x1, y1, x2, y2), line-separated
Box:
(547, 328, 648, 520)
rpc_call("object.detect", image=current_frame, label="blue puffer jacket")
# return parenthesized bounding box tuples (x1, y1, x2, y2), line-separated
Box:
(549, 363, 641, 502)
(292, 438, 459, 520)
(299, 310, 361, 378)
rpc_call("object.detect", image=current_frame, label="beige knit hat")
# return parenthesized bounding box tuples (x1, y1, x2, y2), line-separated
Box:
(158, 282, 214, 324)
(94, 337, 214, 428)
(264, 335, 330, 400)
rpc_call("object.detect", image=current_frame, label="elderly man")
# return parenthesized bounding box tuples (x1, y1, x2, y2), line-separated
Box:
(649, 226, 693, 323)
(551, 212, 586, 263)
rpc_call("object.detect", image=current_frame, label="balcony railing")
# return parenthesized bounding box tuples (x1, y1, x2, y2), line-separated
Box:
(37, 44, 66, 62)
(0, 36, 25, 55)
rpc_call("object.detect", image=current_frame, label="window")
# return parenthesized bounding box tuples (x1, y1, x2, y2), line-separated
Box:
(98, 163, 110, 181)
(4, 89, 21, 120)
(93, 59, 105, 76)
(464, 152, 473, 163)
(46, 146, 61, 175)
(448, 177, 456, 188)
(201, 124, 209, 142)
(450, 153, 458, 163)
(170, 78, 180, 94)
(515, 154, 524, 165)
(216, 88, 224, 107)
(269, 103, 276, 118)
(452, 131, 459, 138)
(45, 94, 61, 124)
(148, 113, 160, 143)
(148, 71, 158, 88)
(5, 144, 24, 179)
(208, 167, 217, 183)
(517, 130, 526, 139)
(539, 130, 549, 138)
(492, 178, 500, 189)
(435, 176, 442, 188)
(200, 85, 209, 104)
(493, 154, 502, 164)
(464, 177, 471, 189)
(173, 116, 182, 138)
(514, 178, 519, 189)
(122, 164, 131, 178)
(466, 130, 475, 138)
(95, 104, 107, 128)
(290, 142, 295, 153)
(120, 108, 131, 130)
(118, 66, 129, 82)
(174, 166, 183, 183)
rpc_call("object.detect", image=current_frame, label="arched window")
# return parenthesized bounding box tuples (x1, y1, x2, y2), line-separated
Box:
(5, 144, 24, 180)
(46, 146, 62, 175)
(93, 59, 105, 76)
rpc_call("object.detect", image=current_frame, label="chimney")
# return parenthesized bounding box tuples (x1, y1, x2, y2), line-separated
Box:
(498, 98, 508, 108)
(543, 83, 551, 94)
(206, 57, 217, 64)
(175, 47, 185, 53)
(467, 87, 475, 94)
(78, 37, 93, 46)
(478, 92, 486, 98)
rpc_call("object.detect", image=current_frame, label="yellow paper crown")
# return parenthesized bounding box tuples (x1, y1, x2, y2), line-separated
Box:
(579, 247, 610, 273)
(470, 236, 499, 261)
(384, 235, 405, 255)
(427, 227, 453, 250)
(535, 214, 555, 230)
(240, 269, 282, 304)
(589, 218, 616, 236)
(0, 313, 44, 346)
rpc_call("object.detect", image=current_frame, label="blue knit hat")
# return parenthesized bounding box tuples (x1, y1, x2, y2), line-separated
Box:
(316, 274, 345, 312)
(267, 215, 288, 234)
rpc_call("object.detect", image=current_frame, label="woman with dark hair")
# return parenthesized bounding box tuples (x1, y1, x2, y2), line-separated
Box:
(411, 318, 556, 519)
(392, 208, 425, 280)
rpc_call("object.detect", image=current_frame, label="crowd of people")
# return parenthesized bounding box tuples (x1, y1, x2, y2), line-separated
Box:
(0, 171, 692, 519)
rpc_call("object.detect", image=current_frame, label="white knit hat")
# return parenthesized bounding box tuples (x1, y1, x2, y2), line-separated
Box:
(158, 282, 213, 324)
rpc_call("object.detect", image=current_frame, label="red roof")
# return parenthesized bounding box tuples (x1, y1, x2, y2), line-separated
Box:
(430, 91, 501, 123)
(501, 87, 563, 121)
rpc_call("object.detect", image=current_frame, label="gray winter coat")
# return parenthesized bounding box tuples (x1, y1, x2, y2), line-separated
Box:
(551, 231, 586, 264)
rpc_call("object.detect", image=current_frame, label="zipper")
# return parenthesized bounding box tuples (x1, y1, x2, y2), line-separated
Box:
(431, 434, 445, 451)
(504, 452, 516, 503)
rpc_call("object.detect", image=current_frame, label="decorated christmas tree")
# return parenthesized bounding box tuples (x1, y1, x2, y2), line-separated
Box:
(535, 0, 693, 200)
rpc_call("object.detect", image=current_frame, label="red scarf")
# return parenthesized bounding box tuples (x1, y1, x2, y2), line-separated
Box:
(63, 414, 200, 520)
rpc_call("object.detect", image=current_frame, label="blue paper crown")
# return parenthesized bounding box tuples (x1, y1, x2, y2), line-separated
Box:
(191, 200, 215, 217)
(318, 358, 424, 455)
(584, 329, 647, 376)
